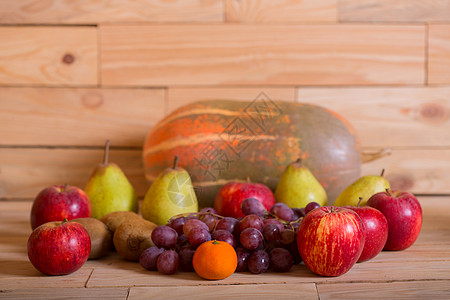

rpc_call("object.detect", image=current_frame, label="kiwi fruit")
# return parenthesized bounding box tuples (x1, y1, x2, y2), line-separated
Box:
(100, 211, 141, 233)
(113, 218, 157, 261)
(72, 217, 112, 259)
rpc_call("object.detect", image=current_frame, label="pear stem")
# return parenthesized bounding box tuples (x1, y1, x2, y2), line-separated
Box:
(380, 168, 385, 177)
(173, 155, 179, 169)
(296, 158, 302, 164)
(103, 140, 110, 165)
(385, 188, 391, 196)
(357, 197, 363, 207)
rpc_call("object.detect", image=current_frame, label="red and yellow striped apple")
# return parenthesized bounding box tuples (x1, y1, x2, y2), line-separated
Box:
(297, 206, 365, 276)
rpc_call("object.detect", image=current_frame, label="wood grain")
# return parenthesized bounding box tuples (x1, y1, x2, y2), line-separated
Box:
(0, 288, 129, 300)
(167, 87, 296, 113)
(226, 0, 337, 23)
(0, 197, 450, 296)
(296, 86, 450, 148)
(0, 87, 165, 147)
(339, 0, 450, 22)
(0, 148, 147, 200)
(0, 0, 223, 24)
(428, 24, 450, 85)
(0, 27, 97, 86)
(317, 280, 450, 299)
(100, 24, 425, 87)
(129, 284, 318, 300)
(361, 148, 450, 195)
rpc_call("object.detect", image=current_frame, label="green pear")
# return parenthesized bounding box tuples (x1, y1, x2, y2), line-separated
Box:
(334, 169, 390, 207)
(275, 158, 328, 208)
(142, 156, 198, 225)
(85, 140, 138, 219)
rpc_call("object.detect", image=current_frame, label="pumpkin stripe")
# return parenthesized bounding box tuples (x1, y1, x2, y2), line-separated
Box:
(143, 133, 300, 156)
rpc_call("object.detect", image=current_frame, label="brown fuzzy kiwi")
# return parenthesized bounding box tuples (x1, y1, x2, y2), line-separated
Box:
(100, 211, 141, 233)
(113, 218, 157, 261)
(72, 217, 112, 259)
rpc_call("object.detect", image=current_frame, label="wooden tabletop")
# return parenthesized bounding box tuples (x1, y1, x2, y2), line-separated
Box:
(1, 197, 449, 299)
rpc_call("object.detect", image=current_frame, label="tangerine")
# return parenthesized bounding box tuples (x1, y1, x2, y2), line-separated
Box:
(192, 240, 237, 280)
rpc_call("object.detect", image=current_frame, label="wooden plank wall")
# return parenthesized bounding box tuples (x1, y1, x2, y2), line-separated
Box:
(0, 0, 449, 201)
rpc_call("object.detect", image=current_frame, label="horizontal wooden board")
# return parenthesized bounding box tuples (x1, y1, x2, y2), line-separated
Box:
(0, 0, 223, 24)
(339, 0, 450, 22)
(167, 87, 296, 113)
(1, 147, 448, 200)
(428, 24, 450, 85)
(0, 288, 129, 300)
(0, 27, 97, 86)
(0, 148, 148, 200)
(317, 280, 450, 299)
(100, 24, 425, 87)
(226, 0, 337, 23)
(129, 284, 318, 300)
(0, 87, 165, 147)
(296, 86, 450, 148)
(361, 148, 450, 195)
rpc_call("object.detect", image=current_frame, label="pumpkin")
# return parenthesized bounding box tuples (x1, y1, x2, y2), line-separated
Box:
(143, 99, 361, 208)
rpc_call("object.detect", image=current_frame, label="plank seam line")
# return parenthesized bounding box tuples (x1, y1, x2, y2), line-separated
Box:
(85, 268, 95, 288)
(315, 282, 321, 300)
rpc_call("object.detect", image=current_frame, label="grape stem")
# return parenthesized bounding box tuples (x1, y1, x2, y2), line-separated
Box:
(167, 211, 225, 223)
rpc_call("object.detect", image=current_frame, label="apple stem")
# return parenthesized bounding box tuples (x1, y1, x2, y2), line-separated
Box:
(62, 218, 69, 223)
(357, 197, 363, 207)
(63, 184, 69, 192)
(380, 168, 385, 177)
(246, 177, 251, 183)
(103, 140, 110, 165)
(173, 155, 179, 169)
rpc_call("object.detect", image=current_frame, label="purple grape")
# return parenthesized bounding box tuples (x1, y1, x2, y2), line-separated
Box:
(156, 250, 179, 275)
(183, 219, 209, 236)
(241, 198, 266, 217)
(178, 245, 196, 272)
(304, 202, 321, 215)
(239, 228, 263, 250)
(286, 241, 302, 265)
(292, 207, 305, 219)
(139, 246, 164, 271)
(270, 203, 295, 222)
(263, 218, 285, 232)
(248, 250, 270, 274)
(188, 227, 211, 248)
(216, 217, 240, 236)
(169, 217, 186, 235)
(269, 248, 293, 272)
(262, 223, 281, 242)
(240, 214, 264, 232)
(280, 229, 295, 245)
(200, 214, 218, 232)
(211, 230, 236, 248)
(235, 247, 250, 272)
(151, 225, 178, 249)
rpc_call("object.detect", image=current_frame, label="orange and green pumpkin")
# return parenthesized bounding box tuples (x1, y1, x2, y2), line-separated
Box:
(143, 99, 361, 208)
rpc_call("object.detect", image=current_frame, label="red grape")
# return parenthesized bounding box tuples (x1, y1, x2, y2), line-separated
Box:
(235, 247, 250, 272)
(178, 245, 196, 272)
(263, 218, 284, 232)
(270, 203, 295, 222)
(211, 230, 236, 248)
(188, 227, 211, 248)
(240, 214, 264, 232)
(216, 217, 240, 236)
(240, 228, 263, 250)
(304, 202, 321, 215)
(280, 229, 295, 245)
(241, 198, 266, 217)
(183, 219, 209, 236)
(262, 223, 281, 242)
(139, 246, 164, 271)
(151, 225, 178, 249)
(156, 250, 179, 275)
(169, 217, 186, 235)
(269, 248, 293, 272)
(248, 250, 270, 274)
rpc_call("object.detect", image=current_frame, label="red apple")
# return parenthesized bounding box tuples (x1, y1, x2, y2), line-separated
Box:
(297, 206, 365, 276)
(30, 185, 91, 230)
(27, 219, 91, 275)
(346, 204, 388, 262)
(367, 190, 422, 251)
(214, 180, 276, 218)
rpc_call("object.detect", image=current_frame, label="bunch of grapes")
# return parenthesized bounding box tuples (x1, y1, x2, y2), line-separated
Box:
(139, 199, 321, 275)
